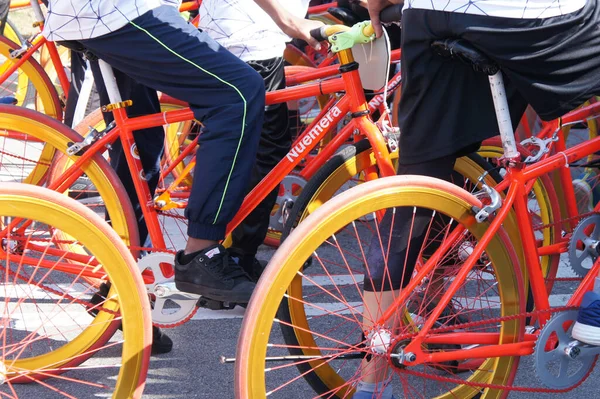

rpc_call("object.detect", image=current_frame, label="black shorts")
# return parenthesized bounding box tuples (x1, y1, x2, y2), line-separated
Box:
(397, 0, 600, 164)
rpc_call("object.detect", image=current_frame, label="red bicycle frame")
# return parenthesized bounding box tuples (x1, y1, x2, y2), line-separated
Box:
(369, 100, 600, 365)
(51, 47, 397, 255)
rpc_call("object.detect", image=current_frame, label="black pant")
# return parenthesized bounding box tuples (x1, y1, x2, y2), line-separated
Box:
(80, 6, 264, 241)
(75, 56, 288, 254)
(230, 57, 292, 258)
(63, 52, 100, 128)
(363, 155, 458, 292)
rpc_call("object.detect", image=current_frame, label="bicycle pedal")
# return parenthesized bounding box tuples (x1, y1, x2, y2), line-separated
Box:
(196, 297, 236, 310)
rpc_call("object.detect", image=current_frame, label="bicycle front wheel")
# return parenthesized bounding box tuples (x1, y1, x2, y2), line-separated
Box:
(0, 183, 150, 398)
(236, 176, 524, 399)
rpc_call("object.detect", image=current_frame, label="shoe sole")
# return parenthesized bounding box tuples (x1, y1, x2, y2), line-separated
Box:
(572, 321, 600, 346)
(175, 281, 252, 304)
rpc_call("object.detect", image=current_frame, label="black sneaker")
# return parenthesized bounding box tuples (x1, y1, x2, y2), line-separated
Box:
(88, 283, 173, 355)
(174, 244, 256, 303)
(229, 250, 267, 283)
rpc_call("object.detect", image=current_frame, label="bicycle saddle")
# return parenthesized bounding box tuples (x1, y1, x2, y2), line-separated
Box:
(56, 40, 99, 61)
(431, 39, 499, 75)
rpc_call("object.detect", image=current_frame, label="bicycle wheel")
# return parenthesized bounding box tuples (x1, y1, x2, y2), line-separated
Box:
(0, 35, 62, 119)
(278, 142, 519, 394)
(0, 105, 138, 251)
(281, 141, 503, 242)
(560, 100, 600, 217)
(236, 176, 524, 399)
(0, 183, 150, 398)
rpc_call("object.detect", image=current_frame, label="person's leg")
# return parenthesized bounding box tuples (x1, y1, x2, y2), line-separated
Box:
(63, 52, 88, 128)
(0, 0, 9, 35)
(229, 56, 291, 279)
(64, 52, 101, 128)
(80, 5, 264, 302)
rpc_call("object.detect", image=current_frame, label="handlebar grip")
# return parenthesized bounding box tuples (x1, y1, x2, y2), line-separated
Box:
(310, 27, 328, 42)
(380, 4, 403, 23)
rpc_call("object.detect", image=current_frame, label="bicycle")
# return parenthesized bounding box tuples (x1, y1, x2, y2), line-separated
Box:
(0, 182, 151, 398)
(234, 38, 600, 398)
(0, 17, 407, 330)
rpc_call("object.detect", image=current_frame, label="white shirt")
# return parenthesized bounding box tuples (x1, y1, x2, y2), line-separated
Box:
(43, 0, 181, 41)
(199, 0, 310, 62)
(404, 0, 587, 19)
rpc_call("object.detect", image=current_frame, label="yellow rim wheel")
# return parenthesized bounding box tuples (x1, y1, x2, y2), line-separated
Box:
(0, 183, 150, 398)
(0, 36, 63, 185)
(0, 35, 62, 119)
(276, 144, 521, 397)
(236, 176, 523, 399)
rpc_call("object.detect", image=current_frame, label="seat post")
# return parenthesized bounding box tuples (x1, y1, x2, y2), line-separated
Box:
(488, 72, 520, 161)
(98, 59, 123, 104)
(30, 0, 45, 24)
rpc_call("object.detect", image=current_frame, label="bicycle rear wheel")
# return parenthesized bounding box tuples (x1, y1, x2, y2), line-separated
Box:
(236, 176, 524, 399)
(0, 183, 150, 398)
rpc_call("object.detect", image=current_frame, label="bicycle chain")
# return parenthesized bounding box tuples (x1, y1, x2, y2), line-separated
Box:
(386, 305, 588, 393)
(398, 364, 592, 394)
(129, 246, 177, 255)
(0, 149, 52, 166)
(535, 210, 597, 232)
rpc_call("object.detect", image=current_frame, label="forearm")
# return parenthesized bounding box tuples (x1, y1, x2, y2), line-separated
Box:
(252, 0, 295, 32)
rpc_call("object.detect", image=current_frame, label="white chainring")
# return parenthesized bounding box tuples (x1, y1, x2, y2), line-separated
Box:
(138, 253, 199, 328)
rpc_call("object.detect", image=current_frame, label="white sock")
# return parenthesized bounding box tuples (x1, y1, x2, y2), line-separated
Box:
(356, 379, 393, 399)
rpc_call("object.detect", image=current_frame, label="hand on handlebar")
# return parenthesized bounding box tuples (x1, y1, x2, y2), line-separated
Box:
(367, 0, 403, 38)
(281, 16, 325, 51)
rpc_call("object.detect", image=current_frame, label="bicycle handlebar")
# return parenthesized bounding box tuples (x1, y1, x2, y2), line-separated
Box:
(310, 23, 375, 42)
(309, 4, 401, 45)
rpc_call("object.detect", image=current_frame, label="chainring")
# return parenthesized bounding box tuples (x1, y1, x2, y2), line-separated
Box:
(534, 310, 596, 389)
(137, 252, 199, 328)
(568, 214, 600, 277)
(269, 175, 307, 232)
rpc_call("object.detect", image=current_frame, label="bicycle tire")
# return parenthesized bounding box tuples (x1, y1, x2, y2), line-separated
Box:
(0, 183, 150, 398)
(0, 104, 138, 251)
(236, 176, 524, 399)
(277, 141, 512, 396)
